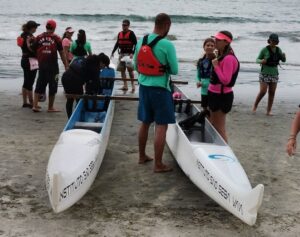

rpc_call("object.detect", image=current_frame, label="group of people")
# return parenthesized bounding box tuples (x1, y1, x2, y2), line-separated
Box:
(18, 19, 94, 112)
(18, 13, 298, 173)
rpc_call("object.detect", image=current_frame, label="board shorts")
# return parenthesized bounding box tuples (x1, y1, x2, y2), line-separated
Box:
(259, 73, 279, 83)
(208, 91, 234, 114)
(138, 85, 175, 125)
(34, 67, 59, 96)
(117, 54, 134, 72)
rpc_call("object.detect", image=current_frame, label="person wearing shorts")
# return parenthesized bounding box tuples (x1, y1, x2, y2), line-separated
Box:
(138, 85, 175, 125)
(32, 19, 68, 112)
(208, 31, 239, 143)
(133, 13, 178, 173)
(111, 19, 137, 92)
(252, 33, 286, 116)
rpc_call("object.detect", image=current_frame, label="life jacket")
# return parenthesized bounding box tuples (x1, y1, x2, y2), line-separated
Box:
(17, 35, 24, 47)
(210, 52, 239, 90)
(265, 45, 281, 67)
(72, 40, 87, 57)
(118, 31, 134, 54)
(137, 35, 166, 76)
(197, 57, 213, 78)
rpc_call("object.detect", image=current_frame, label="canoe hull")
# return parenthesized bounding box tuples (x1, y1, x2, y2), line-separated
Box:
(46, 84, 115, 213)
(166, 86, 264, 225)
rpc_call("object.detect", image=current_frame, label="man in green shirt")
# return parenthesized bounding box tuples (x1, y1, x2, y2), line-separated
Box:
(133, 13, 178, 173)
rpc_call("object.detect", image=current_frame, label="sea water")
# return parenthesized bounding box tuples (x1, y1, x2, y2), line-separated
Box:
(0, 0, 299, 102)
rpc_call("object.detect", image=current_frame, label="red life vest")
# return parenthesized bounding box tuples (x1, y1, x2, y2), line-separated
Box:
(17, 36, 24, 47)
(137, 35, 166, 76)
(118, 31, 134, 53)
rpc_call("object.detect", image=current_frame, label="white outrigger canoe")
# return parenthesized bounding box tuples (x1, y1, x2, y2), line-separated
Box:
(166, 85, 264, 226)
(46, 78, 115, 213)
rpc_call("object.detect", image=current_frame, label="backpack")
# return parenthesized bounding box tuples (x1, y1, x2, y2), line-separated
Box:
(137, 35, 166, 76)
(265, 46, 281, 67)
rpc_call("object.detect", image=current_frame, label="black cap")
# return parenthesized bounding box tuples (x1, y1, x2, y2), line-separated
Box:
(269, 33, 279, 42)
(26, 20, 40, 29)
(122, 19, 130, 25)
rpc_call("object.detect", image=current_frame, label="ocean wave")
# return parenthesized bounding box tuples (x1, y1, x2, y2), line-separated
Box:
(11, 13, 265, 24)
(253, 31, 300, 41)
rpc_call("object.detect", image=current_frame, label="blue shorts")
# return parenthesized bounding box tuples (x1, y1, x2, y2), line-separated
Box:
(138, 85, 175, 125)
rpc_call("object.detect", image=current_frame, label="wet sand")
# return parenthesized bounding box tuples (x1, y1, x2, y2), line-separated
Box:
(0, 79, 300, 237)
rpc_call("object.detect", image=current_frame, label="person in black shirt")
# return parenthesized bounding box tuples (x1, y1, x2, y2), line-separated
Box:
(18, 20, 40, 108)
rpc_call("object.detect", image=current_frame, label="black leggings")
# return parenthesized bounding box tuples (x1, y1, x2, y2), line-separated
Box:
(21, 58, 37, 91)
(66, 98, 80, 118)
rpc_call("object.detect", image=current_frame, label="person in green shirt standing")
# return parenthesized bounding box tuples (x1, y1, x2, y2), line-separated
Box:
(252, 33, 286, 116)
(133, 13, 178, 173)
(70, 29, 92, 59)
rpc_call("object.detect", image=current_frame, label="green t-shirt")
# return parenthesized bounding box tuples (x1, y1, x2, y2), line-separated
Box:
(256, 46, 286, 76)
(196, 76, 210, 96)
(70, 41, 92, 58)
(133, 33, 178, 91)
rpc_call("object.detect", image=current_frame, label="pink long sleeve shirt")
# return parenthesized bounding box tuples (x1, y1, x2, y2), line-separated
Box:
(208, 55, 239, 94)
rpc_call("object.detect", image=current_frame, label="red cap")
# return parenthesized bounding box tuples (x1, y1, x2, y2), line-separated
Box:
(46, 19, 56, 30)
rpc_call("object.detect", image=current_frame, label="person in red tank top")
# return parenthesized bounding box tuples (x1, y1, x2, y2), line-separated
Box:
(32, 19, 69, 112)
(111, 19, 137, 92)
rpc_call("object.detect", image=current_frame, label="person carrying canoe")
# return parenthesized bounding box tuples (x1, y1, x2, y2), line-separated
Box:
(133, 13, 178, 173)
(286, 107, 300, 156)
(208, 31, 240, 142)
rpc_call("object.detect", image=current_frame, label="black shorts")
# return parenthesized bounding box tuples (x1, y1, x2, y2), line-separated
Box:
(35, 67, 59, 96)
(201, 94, 209, 108)
(208, 91, 234, 114)
(61, 70, 84, 95)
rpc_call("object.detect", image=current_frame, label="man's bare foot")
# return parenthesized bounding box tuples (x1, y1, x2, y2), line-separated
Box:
(47, 108, 61, 112)
(266, 112, 273, 116)
(252, 107, 257, 114)
(138, 155, 153, 164)
(154, 164, 173, 173)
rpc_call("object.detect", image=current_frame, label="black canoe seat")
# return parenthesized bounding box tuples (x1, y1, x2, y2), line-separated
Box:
(74, 122, 103, 133)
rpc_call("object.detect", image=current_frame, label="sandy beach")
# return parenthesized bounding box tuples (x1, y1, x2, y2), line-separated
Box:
(0, 78, 300, 237)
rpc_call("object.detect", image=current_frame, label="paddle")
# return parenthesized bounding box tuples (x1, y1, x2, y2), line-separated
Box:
(99, 77, 188, 85)
(65, 94, 202, 104)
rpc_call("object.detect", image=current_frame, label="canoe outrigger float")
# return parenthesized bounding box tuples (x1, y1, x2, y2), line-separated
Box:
(46, 79, 115, 213)
(166, 85, 264, 226)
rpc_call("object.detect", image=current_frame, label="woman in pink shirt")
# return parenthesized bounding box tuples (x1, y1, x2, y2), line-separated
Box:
(208, 31, 239, 142)
(62, 27, 74, 63)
